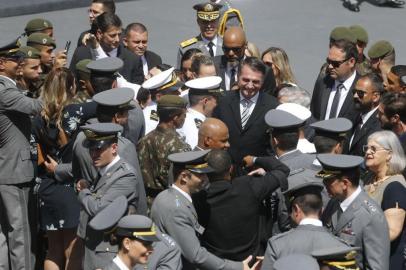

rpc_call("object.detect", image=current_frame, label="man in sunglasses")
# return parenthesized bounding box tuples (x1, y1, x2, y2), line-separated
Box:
(176, 2, 224, 69)
(310, 39, 359, 125)
(213, 26, 246, 91)
(0, 38, 43, 270)
(347, 73, 383, 156)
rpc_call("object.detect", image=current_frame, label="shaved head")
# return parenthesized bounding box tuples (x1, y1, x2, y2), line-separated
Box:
(223, 27, 246, 63)
(198, 118, 230, 150)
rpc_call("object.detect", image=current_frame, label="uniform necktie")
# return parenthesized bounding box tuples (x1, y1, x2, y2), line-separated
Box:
(328, 83, 344, 119)
(208, 41, 214, 57)
(229, 68, 236, 90)
(241, 99, 251, 129)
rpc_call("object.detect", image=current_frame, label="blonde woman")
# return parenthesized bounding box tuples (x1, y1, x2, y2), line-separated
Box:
(32, 67, 82, 270)
(261, 47, 297, 93)
(364, 130, 406, 270)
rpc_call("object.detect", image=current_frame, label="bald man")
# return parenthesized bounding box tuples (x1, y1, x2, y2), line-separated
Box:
(196, 118, 230, 150)
(214, 26, 247, 90)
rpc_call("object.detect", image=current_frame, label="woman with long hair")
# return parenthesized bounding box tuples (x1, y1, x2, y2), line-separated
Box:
(33, 67, 82, 270)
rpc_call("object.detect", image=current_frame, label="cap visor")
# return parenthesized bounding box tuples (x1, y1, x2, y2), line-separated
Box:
(190, 166, 215, 174)
(138, 234, 161, 242)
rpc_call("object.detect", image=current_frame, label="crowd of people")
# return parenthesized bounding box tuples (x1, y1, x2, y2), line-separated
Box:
(1, 0, 406, 270)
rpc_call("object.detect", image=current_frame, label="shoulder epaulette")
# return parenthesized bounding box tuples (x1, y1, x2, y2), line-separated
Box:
(150, 110, 159, 121)
(180, 37, 198, 48)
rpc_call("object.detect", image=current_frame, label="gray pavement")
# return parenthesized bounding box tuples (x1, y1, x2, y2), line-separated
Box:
(0, 0, 405, 92)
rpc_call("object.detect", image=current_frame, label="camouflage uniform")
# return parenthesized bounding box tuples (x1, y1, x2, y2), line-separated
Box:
(137, 126, 191, 202)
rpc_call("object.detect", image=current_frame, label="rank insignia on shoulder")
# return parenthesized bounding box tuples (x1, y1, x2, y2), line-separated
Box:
(364, 200, 377, 212)
(194, 118, 203, 128)
(180, 37, 198, 48)
(150, 110, 159, 121)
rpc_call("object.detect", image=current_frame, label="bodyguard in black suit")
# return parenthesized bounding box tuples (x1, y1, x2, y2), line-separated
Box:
(193, 150, 289, 261)
(347, 73, 384, 156)
(310, 39, 360, 124)
(69, 13, 144, 85)
(122, 23, 162, 78)
(213, 57, 279, 174)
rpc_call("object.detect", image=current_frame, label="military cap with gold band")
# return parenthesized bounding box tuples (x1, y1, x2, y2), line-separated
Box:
(18, 46, 41, 59)
(27, 33, 56, 48)
(168, 150, 214, 174)
(0, 37, 23, 58)
(316, 154, 364, 179)
(92, 87, 136, 110)
(81, 123, 122, 150)
(142, 67, 184, 94)
(115, 215, 161, 242)
(312, 246, 361, 270)
(186, 76, 224, 96)
(24, 18, 53, 35)
(193, 2, 223, 21)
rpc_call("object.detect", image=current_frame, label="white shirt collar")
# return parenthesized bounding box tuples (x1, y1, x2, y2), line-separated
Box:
(361, 106, 379, 126)
(312, 158, 321, 167)
(188, 108, 206, 120)
(201, 35, 218, 46)
(340, 185, 362, 212)
(278, 149, 299, 159)
(0, 75, 16, 85)
(172, 184, 192, 203)
(299, 218, 323, 227)
(239, 91, 259, 104)
(113, 255, 130, 270)
(335, 70, 356, 91)
(99, 155, 120, 176)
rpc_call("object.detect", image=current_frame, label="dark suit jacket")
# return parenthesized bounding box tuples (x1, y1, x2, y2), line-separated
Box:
(193, 156, 289, 261)
(213, 56, 276, 93)
(69, 43, 144, 84)
(144, 50, 162, 70)
(310, 72, 359, 124)
(347, 109, 381, 156)
(212, 91, 279, 172)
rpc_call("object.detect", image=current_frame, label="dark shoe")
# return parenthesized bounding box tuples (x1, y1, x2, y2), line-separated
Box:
(381, 0, 405, 7)
(343, 1, 361, 11)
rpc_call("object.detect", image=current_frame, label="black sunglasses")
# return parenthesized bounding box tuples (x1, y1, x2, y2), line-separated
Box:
(352, 89, 367, 98)
(326, 57, 349, 68)
(222, 46, 244, 54)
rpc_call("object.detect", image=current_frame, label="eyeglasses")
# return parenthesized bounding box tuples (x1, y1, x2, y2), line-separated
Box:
(222, 46, 244, 54)
(362, 145, 391, 154)
(352, 89, 368, 98)
(326, 57, 350, 68)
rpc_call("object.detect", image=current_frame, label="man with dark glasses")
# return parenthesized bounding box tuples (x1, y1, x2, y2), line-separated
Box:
(0, 38, 43, 270)
(310, 39, 359, 125)
(347, 73, 383, 156)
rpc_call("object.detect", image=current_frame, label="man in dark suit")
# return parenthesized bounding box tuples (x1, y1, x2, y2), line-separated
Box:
(347, 73, 383, 156)
(193, 149, 289, 261)
(123, 22, 162, 79)
(213, 57, 279, 174)
(310, 39, 359, 124)
(69, 12, 144, 85)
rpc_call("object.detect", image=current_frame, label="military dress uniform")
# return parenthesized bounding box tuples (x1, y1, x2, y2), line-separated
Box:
(0, 39, 43, 270)
(176, 2, 224, 69)
(261, 182, 351, 270)
(151, 150, 242, 270)
(77, 123, 140, 270)
(137, 96, 191, 203)
(318, 154, 390, 270)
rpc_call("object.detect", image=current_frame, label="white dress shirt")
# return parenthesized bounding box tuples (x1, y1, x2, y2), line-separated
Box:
(225, 63, 239, 90)
(297, 138, 316, 154)
(99, 155, 121, 176)
(177, 108, 206, 149)
(349, 106, 379, 146)
(299, 218, 323, 227)
(141, 55, 149, 76)
(202, 35, 218, 56)
(172, 184, 192, 203)
(112, 256, 130, 270)
(239, 92, 259, 119)
(340, 185, 362, 212)
(325, 71, 357, 119)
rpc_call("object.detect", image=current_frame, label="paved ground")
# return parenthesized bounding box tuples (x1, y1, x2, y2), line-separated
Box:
(0, 0, 405, 92)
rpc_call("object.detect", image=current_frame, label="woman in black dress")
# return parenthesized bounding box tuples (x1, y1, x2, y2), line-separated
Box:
(33, 67, 82, 270)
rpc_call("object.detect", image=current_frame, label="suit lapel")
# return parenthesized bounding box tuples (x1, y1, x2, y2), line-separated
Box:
(336, 193, 361, 232)
(215, 36, 223, 56)
(170, 187, 197, 218)
(228, 92, 243, 132)
(320, 79, 334, 119)
(219, 56, 227, 87)
(350, 110, 378, 150)
(243, 92, 265, 131)
(338, 73, 358, 118)
(93, 160, 123, 191)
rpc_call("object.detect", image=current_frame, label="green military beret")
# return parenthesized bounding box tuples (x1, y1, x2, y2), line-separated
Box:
(329, 26, 356, 44)
(27, 33, 56, 48)
(18, 46, 41, 59)
(157, 95, 187, 109)
(76, 59, 92, 80)
(368, 40, 394, 59)
(349, 25, 368, 44)
(24, 18, 53, 35)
